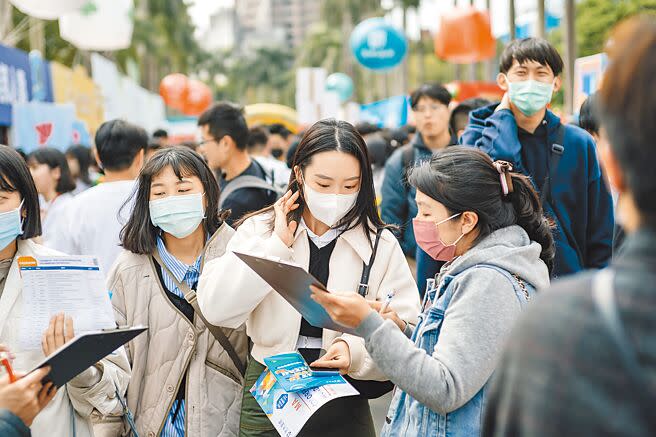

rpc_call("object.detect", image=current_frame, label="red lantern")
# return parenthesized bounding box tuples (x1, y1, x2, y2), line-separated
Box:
(159, 74, 189, 111)
(434, 7, 496, 63)
(182, 79, 212, 116)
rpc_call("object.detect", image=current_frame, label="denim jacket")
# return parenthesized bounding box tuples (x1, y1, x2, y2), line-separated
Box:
(382, 265, 535, 437)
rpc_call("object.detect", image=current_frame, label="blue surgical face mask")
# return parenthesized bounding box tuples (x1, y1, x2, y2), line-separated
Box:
(149, 193, 205, 239)
(505, 75, 555, 116)
(0, 201, 24, 251)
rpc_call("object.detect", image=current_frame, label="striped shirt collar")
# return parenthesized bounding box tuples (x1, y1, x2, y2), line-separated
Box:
(155, 235, 202, 284)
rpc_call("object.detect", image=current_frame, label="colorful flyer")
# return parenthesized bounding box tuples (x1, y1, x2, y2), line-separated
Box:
(263, 352, 343, 392)
(251, 352, 359, 437)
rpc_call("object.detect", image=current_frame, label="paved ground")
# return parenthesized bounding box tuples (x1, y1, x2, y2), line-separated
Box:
(370, 391, 394, 436)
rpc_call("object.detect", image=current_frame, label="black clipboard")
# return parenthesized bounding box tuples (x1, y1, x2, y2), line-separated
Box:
(31, 326, 147, 387)
(234, 252, 352, 334)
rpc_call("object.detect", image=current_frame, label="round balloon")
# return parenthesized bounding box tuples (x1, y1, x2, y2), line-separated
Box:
(59, 0, 134, 51)
(350, 18, 408, 71)
(182, 79, 212, 116)
(159, 74, 189, 111)
(325, 73, 354, 102)
(9, 0, 86, 20)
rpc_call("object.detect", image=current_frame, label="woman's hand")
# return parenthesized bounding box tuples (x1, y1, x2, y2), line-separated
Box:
(0, 366, 56, 426)
(273, 190, 300, 247)
(367, 301, 407, 332)
(41, 313, 74, 357)
(310, 285, 374, 329)
(310, 341, 351, 375)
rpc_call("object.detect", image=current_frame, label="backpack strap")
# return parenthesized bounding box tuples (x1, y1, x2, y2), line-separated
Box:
(539, 124, 565, 207)
(358, 228, 384, 297)
(472, 264, 535, 307)
(152, 252, 246, 376)
(218, 175, 283, 209)
(592, 269, 656, 428)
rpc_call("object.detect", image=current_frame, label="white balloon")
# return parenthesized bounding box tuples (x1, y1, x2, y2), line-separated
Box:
(59, 0, 134, 51)
(9, 0, 86, 20)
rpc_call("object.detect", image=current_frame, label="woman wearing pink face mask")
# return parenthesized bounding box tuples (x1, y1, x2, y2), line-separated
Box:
(311, 146, 554, 437)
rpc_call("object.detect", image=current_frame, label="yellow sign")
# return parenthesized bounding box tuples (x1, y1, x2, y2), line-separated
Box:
(50, 62, 104, 136)
(244, 103, 299, 134)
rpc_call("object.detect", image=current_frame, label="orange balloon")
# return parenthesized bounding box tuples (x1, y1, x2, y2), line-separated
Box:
(182, 79, 212, 116)
(434, 7, 496, 63)
(159, 74, 189, 111)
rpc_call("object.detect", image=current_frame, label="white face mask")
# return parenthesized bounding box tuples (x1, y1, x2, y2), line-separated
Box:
(149, 192, 205, 239)
(303, 183, 359, 228)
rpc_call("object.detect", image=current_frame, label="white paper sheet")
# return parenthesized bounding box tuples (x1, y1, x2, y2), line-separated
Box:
(251, 368, 359, 437)
(19, 256, 115, 350)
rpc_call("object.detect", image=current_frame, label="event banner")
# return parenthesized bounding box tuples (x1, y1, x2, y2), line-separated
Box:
(0, 44, 32, 126)
(50, 61, 104, 135)
(12, 102, 75, 153)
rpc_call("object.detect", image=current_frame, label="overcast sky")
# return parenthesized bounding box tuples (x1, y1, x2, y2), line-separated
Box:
(187, 0, 564, 40)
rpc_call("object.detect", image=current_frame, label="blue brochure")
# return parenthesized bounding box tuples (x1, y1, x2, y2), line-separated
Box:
(263, 352, 345, 393)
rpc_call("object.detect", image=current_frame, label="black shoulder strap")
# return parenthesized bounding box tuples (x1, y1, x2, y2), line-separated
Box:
(152, 252, 246, 376)
(592, 269, 656, 428)
(539, 124, 565, 207)
(358, 229, 384, 297)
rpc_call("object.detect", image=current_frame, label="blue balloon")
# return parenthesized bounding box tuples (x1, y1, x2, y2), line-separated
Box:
(350, 18, 408, 71)
(325, 73, 354, 102)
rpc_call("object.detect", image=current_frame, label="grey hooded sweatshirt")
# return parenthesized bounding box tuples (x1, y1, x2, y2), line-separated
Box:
(355, 225, 550, 415)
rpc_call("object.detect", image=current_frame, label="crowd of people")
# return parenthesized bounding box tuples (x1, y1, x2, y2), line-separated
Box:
(0, 14, 654, 437)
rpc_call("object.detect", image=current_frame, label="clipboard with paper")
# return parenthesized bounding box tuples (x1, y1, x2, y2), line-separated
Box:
(233, 252, 353, 334)
(17, 255, 117, 350)
(31, 326, 147, 388)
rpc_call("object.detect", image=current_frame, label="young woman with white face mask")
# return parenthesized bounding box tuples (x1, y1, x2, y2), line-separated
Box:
(0, 146, 130, 437)
(106, 147, 248, 437)
(197, 119, 421, 437)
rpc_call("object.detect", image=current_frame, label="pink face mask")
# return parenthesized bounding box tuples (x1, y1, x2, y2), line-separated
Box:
(413, 213, 464, 262)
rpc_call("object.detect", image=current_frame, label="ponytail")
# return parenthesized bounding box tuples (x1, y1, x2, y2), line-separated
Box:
(509, 173, 556, 272)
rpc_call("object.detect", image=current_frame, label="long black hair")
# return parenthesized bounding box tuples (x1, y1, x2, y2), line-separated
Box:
(120, 146, 228, 254)
(240, 119, 388, 241)
(66, 145, 93, 185)
(0, 146, 41, 239)
(28, 148, 76, 195)
(408, 146, 555, 272)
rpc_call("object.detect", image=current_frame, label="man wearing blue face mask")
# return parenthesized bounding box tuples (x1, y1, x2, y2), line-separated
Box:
(460, 38, 614, 278)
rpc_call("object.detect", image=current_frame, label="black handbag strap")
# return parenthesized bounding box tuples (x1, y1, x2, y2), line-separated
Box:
(152, 252, 246, 376)
(358, 229, 383, 297)
(592, 269, 656, 429)
(539, 124, 565, 207)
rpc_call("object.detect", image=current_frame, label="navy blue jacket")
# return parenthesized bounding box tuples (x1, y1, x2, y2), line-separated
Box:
(0, 409, 30, 437)
(380, 134, 433, 257)
(460, 104, 614, 277)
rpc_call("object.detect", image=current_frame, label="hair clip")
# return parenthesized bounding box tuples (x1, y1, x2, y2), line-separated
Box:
(493, 160, 514, 196)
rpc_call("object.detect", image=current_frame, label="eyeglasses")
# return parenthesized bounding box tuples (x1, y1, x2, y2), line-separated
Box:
(413, 104, 446, 114)
(198, 136, 224, 147)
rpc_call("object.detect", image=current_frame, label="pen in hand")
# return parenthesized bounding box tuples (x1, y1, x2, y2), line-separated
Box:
(379, 290, 396, 314)
(1, 353, 16, 383)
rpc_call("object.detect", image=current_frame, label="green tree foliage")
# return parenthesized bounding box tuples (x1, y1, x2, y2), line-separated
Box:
(576, 0, 656, 57)
(225, 47, 295, 106)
